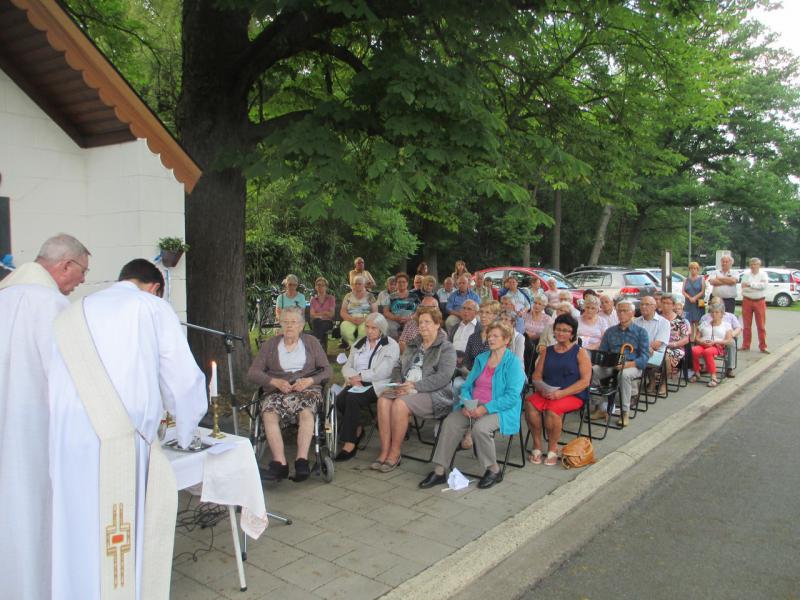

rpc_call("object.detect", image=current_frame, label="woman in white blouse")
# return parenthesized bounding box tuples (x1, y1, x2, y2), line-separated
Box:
(336, 314, 400, 461)
(689, 304, 732, 387)
(577, 295, 607, 350)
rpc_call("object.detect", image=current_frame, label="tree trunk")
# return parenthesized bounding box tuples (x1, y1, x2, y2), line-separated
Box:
(551, 188, 561, 270)
(625, 209, 648, 265)
(522, 243, 530, 267)
(178, 2, 252, 392)
(422, 246, 438, 281)
(588, 205, 613, 265)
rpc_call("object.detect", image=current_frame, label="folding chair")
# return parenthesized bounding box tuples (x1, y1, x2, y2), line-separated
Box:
(401, 414, 446, 463)
(667, 354, 688, 392)
(583, 350, 643, 439)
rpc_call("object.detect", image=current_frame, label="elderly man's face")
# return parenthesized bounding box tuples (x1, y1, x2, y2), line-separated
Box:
(420, 297, 438, 310)
(600, 296, 613, 312)
(461, 303, 477, 323)
(640, 297, 656, 318)
(721, 256, 733, 269)
(617, 304, 634, 325)
(413, 275, 423, 289)
(457, 276, 469, 292)
(56, 255, 89, 295)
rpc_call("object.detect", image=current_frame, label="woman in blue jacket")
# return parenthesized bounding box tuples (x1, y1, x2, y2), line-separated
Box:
(419, 320, 525, 490)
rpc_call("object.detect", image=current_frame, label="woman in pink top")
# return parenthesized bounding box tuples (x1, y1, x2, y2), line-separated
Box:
(523, 295, 552, 374)
(577, 295, 606, 350)
(310, 277, 336, 349)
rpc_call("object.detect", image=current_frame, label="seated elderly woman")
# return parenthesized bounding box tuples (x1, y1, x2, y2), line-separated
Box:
(500, 295, 525, 334)
(275, 273, 305, 319)
(558, 290, 581, 319)
(247, 306, 332, 481)
(577, 295, 607, 350)
(525, 314, 591, 466)
(373, 307, 456, 473)
(545, 278, 561, 311)
(660, 293, 690, 376)
(523, 295, 553, 373)
(690, 303, 733, 387)
(498, 309, 525, 363)
(335, 313, 400, 461)
(309, 276, 336, 349)
(339, 275, 377, 348)
(537, 301, 575, 353)
(419, 320, 525, 489)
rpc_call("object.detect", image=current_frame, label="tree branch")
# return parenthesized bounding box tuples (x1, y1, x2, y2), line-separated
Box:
(247, 109, 315, 144)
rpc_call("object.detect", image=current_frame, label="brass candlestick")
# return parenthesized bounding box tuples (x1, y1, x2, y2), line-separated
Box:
(210, 397, 225, 439)
(164, 411, 176, 428)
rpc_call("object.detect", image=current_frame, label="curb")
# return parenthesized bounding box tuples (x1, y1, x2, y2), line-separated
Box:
(381, 335, 800, 600)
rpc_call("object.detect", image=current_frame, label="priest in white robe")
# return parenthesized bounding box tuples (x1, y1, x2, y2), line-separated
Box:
(0, 233, 90, 600)
(49, 258, 207, 600)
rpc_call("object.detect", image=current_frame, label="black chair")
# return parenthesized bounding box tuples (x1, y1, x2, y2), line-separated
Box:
(667, 353, 689, 392)
(401, 414, 446, 463)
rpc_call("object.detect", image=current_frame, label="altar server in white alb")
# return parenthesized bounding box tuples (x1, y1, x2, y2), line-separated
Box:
(49, 259, 208, 600)
(0, 233, 90, 600)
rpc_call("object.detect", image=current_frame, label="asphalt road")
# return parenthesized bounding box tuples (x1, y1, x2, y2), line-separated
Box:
(520, 356, 800, 600)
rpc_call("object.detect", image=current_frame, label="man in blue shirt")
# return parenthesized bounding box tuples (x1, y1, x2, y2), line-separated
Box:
(590, 300, 649, 427)
(445, 274, 480, 335)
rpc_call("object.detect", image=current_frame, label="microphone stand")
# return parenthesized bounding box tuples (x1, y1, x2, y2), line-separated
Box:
(182, 322, 244, 436)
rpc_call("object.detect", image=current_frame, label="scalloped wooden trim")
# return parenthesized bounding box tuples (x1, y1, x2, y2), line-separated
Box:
(10, 0, 201, 193)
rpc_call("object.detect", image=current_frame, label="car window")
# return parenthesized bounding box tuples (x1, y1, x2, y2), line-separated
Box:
(625, 273, 657, 286)
(508, 270, 533, 288)
(543, 271, 576, 289)
(570, 272, 611, 287)
(767, 271, 788, 283)
(672, 273, 685, 282)
(482, 270, 505, 288)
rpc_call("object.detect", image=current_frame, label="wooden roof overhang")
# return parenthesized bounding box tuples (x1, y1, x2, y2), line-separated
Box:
(0, 0, 201, 193)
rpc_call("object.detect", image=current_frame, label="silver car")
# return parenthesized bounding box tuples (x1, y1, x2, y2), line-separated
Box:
(566, 268, 660, 311)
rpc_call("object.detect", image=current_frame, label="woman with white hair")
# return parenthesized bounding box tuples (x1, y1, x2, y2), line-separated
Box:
(276, 273, 305, 319)
(661, 293, 690, 374)
(335, 313, 400, 460)
(339, 275, 377, 347)
(577, 295, 606, 350)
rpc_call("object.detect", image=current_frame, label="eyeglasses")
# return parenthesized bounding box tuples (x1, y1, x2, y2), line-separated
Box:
(554, 327, 573, 334)
(69, 259, 89, 275)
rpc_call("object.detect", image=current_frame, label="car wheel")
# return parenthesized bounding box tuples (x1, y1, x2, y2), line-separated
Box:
(773, 293, 792, 307)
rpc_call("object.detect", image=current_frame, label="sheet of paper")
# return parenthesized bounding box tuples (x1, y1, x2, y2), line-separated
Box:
(533, 380, 560, 394)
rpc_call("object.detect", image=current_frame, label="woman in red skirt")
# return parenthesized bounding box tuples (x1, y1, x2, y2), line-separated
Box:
(525, 314, 591, 466)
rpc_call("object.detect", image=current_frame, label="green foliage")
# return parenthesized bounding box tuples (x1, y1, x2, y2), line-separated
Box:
(157, 237, 190, 252)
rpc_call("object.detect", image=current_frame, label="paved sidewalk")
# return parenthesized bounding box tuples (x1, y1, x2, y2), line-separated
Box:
(171, 308, 800, 600)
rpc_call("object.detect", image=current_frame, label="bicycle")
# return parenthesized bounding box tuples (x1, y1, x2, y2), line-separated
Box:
(247, 284, 281, 336)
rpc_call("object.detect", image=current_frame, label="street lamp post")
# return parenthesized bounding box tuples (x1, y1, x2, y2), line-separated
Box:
(688, 207, 693, 263)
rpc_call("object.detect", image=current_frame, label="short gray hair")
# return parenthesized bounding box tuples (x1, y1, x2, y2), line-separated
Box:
(749, 257, 761, 266)
(616, 299, 635, 311)
(556, 301, 573, 313)
(353, 275, 366, 285)
(284, 274, 299, 285)
(583, 295, 600, 308)
(280, 305, 304, 324)
(36, 233, 90, 264)
(365, 312, 388, 335)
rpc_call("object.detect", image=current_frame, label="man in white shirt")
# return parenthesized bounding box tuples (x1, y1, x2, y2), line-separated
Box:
(708, 255, 738, 314)
(0, 233, 90, 600)
(634, 296, 671, 356)
(49, 259, 208, 600)
(450, 299, 479, 355)
(740, 257, 769, 352)
(599, 294, 618, 327)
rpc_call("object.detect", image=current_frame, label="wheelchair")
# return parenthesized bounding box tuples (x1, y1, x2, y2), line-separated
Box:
(242, 383, 339, 483)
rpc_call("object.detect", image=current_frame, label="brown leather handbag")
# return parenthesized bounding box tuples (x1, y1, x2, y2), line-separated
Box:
(561, 436, 596, 469)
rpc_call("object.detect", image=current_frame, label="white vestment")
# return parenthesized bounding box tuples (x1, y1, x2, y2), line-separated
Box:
(49, 281, 208, 600)
(0, 263, 68, 600)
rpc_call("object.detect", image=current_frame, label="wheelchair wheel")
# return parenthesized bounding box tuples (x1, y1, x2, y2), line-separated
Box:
(320, 454, 335, 483)
(324, 386, 339, 456)
(247, 390, 267, 463)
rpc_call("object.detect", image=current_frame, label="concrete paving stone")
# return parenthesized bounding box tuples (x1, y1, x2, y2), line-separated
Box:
(275, 497, 343, 523)
(170, 573, 227, 600)
(364, 503, 425, 528)
(292, 482, 354, 504)
(296, 530, 362, 561)
(312, 570, 391, 600)
(402, 513, 485, 548)
(339, 474, 398, 496)
(209, 564, 285, 599)
(385, 532, 456, 564)
(243, 536, 306, 572)
(374, 485, 431, 508)
(259, 582, 324, 600)
(173, 531, 204, 565)
(374, 557, 429, 587)
(381, 469, 433, 488)
(333, 546, 412, 579)
(264, 518, 325, 545)
(330, 491, 388, 514)
(273, 555, 344, 592)
(448, 506, 508, 530)
(173, 548, 239, 584)
(414, 494, 469, 519)
(394, 457, 436, 476)
(317, 509, 379, 536)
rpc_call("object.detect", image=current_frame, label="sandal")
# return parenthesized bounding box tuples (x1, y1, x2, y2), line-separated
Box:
(528, 449, 543, 465)
(689, 375, 698, 383)
(707, 377, 719, 388)
(544, 451, 559, 467)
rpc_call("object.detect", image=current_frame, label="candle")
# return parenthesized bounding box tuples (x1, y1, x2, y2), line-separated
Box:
(209, 361, 218, 398)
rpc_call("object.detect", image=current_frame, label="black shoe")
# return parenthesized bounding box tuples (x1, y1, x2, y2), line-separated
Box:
(335, 447, 357, 461)
(261, 461, 289, 481)
(418, 471, 447, 489)
(477, 469, 503, 489)
(293, 458, 311, 482)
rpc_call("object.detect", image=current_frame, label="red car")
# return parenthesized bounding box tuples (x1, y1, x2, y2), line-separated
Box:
(473, 266, 583, 308)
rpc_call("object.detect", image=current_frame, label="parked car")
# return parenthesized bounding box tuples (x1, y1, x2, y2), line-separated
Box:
(735, 268, 800, 307)
(565, 267, 659, 311)
(473, 266, 583, 307)
(638, 268, 685, 296)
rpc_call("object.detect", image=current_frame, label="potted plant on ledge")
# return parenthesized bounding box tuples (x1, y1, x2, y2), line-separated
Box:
(158, 237, 190, 268)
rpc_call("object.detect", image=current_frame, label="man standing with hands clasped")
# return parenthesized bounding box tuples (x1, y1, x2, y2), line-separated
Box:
(0, 233, 90, 600)
(740, 257, 769, 353)
(708, 255, 739, 315)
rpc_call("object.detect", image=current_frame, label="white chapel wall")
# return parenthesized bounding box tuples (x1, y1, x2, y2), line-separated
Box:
(0, 67, 188, 318)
